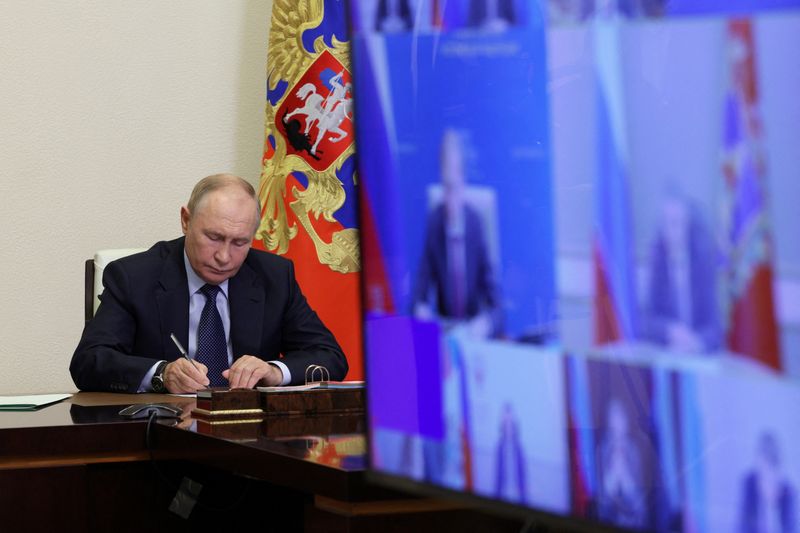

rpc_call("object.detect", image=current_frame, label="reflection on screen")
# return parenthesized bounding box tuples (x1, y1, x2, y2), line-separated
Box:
(351, 1, 800, 530)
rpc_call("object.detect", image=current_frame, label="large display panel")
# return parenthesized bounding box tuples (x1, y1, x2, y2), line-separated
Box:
(348, 1, 800, 530)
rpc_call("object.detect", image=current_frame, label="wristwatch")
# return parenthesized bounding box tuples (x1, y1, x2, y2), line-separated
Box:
(151, 361, 168, 393)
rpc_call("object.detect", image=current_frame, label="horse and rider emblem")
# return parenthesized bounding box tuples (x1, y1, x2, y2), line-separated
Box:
(258, 2, 359, 275)
(276, 50, 354, 171)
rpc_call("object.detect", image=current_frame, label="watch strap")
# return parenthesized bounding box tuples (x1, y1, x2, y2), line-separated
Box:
(151, 361, 168, 393)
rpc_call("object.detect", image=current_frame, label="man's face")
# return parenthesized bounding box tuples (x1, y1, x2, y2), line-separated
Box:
(181, 187, 258, 285)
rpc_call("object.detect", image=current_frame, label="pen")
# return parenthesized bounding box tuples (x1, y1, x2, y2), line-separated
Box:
(169, 333, 200, 371)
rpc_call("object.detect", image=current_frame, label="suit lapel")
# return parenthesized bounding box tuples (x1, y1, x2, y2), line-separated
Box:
(229, 260, 264, 359)
(156, 240, 190, 360)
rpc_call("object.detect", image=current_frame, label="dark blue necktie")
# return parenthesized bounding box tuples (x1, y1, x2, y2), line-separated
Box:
(195, 284, 228, 387)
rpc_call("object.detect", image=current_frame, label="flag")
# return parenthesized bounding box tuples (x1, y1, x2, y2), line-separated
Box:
(351, 36, 405, 316)
(566, 356, 596, 516)
(592, 13, 638, 344)
(720, 19, 781, 371)
(432, 0, 467, 29)
(256, 0, 362, 380)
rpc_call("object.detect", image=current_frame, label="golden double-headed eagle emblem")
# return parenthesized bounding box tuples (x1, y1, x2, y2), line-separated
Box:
(256, 0, 359, 274)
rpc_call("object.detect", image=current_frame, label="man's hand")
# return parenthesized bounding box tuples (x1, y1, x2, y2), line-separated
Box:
(164, 359, 210, 393)
(222, 355, 283, 389)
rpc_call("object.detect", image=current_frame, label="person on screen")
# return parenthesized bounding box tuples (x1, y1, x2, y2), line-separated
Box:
(597, 0, 664, 19)
(71, 174, 347, 393)
(467, 0, 518, 31)
(739, 432, 797, 533)
(494, 404, 527, 504)
(413, 129, 499, 338)
(375, 0, 413, 33)
(595, 397, 646, 529)
(548, 0, 594, 24)
(643, 192, 721, 353)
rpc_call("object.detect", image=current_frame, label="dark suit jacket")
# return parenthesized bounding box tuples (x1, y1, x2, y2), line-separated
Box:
(494, 419, 527, 503)
(644, 207, 721, 352)
(413, 204, 498, 324)
(740, 471, 796, 533)
(70, 237, 347, 392)
(595, 435, 647, 529)
(468, 0, 518, 27)
(375, 0, 412, 31)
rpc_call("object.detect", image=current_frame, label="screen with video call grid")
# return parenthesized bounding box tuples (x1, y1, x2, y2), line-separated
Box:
(349, 1, 800, 530)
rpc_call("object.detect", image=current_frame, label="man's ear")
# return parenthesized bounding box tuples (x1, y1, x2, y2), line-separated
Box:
(180, 206, 191, 235)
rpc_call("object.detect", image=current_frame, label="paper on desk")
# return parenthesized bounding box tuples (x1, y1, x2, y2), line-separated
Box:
(317, 380, 365, 389)
(0, 393, 72, 411)
(257, 381, 365, 393)
(257, 383, 322, 393)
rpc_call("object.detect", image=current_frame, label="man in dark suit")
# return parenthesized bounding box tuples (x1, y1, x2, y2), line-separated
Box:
(413, 129, 498, 337)
(467, 0, 518, 31)
(375, 0, 412, 33)
(494, 404, 527, 504)
(71, 174, 347, 393)
(644, 194, 721, 353)
(739, 432, 796, 533)
(595, 397, 647, 529)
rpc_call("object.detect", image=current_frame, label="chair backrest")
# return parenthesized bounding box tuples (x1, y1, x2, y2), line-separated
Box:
(84, 248, 147, 321)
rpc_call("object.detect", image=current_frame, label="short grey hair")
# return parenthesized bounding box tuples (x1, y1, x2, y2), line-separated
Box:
(187, 173, 261, 230)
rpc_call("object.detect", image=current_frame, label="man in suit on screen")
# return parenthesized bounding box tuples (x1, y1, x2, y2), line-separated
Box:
(643, 192, 721, 353)
(739, 432, 796, 533)
(595, 397, 647, 529)
(375, 0, 413, 32)
(413, 129, 499, 338)
(467, 0, 519, 31)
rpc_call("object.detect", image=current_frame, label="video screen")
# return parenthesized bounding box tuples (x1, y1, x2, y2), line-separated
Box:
(350, 1, 800, 530)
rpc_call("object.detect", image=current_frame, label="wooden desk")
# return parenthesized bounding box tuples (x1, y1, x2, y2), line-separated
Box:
(0, 394, 193, 470)
(0, 393, 523, 532)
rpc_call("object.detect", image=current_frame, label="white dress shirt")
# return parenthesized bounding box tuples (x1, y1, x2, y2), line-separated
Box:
(136, 250, 290, 391)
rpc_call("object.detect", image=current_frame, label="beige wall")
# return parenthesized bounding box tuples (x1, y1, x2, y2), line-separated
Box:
(0, 0, 273, 394)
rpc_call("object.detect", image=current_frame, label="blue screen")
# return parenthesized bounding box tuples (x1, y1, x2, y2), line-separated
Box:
(350, 1, 800, 530)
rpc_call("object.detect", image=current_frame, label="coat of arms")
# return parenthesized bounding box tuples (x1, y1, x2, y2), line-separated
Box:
(257, 0, 359, 274)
